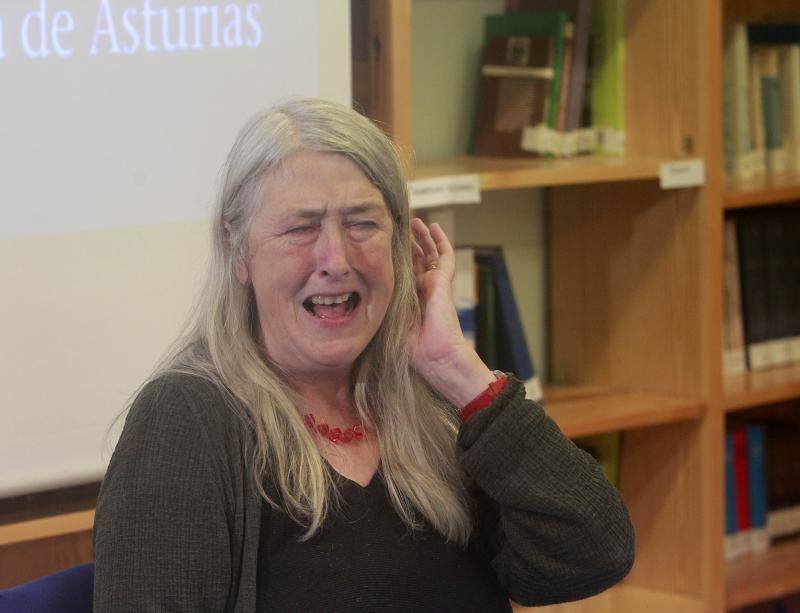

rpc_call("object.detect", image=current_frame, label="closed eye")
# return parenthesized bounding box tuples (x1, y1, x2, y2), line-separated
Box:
(286, 225, 317, 235)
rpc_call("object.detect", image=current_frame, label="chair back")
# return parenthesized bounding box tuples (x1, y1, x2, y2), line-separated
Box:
(0, 563, 94, 613)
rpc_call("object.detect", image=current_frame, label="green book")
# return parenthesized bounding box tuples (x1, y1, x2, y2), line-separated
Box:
(590, 0, 625, 154)
(758, 47, 787, 174)
(574, 432, 621, 486)
(484, 11, 570, 132)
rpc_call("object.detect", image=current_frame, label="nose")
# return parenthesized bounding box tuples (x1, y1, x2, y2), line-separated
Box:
(314, 222, 351, 279)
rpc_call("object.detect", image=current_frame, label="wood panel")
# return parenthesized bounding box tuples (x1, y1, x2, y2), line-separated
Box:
(726, 538, 800, 609)
(620, 421, 705, 595)
(544, 390, 704, 438)
(724, 365, 800, 412)
(724, 0, 800, 23)
(724, 175, 800, 209)
(625, 1, 704, 158)
(0, 510, 95, 547)
(549, 181, 704, 397)
(350, 0, 412, 159)
(412, 156, 664, 191)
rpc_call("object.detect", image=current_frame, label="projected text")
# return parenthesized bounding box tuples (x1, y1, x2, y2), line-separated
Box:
(0, 0, 264, 59)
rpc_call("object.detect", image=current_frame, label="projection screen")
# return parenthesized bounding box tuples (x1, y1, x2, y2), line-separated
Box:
(0, 0, 351, 496)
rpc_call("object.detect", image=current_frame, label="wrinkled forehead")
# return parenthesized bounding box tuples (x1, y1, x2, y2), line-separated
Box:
(255, 150, 391, 218)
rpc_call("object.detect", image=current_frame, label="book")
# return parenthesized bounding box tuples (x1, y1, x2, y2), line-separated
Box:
(474, 11, 571, 157)
(575, 432, 621, 487)
(735, 212, 773, 370)
(787, 208, 800, 364)
(763, 211, 793, 366)
(749, 48, 769, 178)
(748, 23, 800, 45)
(766, 415, 800, 540)
(509, 0, 593, 133)
(485, 11, 571, 132)
(724, 432, 745, 560)
(474, 247, 543, 401)
(779, 45, 800, 174)
(556, 22, 575, 134)
(756, 47, 789, 175)
(732, 429, 752, 556)
(475, 259, 498, 369)
(722, 219, 747, 376)
(454, 248, 477, 349)
(472, 35, 555, 157)
(589, 0, 625, 154)
(723, 23, 754, 180)
(746, 425, 769, 553)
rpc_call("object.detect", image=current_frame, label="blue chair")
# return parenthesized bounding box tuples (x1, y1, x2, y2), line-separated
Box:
(0, 563, 93, 613)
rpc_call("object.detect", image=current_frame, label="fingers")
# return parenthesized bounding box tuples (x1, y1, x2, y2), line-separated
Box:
(428, 221, 454, 258)
(411, 240, 426, 276)
(411, 218, 439, 268)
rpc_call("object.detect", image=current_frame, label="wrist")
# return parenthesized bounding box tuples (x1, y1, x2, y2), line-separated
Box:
(423, 345, 495, 407)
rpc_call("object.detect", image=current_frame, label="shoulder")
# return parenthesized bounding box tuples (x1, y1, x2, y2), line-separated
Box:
(123, 371, 250, 448)
(108, 371, 254, 494)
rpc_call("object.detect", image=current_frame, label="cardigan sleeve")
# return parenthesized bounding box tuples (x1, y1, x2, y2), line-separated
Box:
(93, 375, 244, 612)
(457, 376, 635, 607)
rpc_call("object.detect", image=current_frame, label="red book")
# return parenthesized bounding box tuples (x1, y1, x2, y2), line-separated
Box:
(733, 429, 751, 532)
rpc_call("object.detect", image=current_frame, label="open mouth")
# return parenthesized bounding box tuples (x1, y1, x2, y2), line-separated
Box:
(302, 292, 361, 319)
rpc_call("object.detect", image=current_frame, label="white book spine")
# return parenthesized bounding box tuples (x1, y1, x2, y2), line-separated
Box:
(780, 46, 800, 173)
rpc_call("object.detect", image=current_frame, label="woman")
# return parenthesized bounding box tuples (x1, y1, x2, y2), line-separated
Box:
(93, 98, 634, 612)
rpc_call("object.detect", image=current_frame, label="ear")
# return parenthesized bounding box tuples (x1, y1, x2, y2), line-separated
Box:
(224, 221, 250, 286)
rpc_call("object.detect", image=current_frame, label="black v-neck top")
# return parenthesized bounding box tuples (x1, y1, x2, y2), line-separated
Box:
(94, 373, 635, 612)
(256, 471, 511, 612)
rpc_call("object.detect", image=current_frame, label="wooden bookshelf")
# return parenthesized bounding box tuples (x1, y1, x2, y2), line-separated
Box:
(724, 173, 800, 209)
(355, 0, 724, 611)
(726, 538, 800, 609)
(413, 155, 665, 191)
(723, 365, 800, 412)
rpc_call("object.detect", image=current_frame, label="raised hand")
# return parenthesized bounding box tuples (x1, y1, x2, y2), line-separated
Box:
(408, 218, 495, 407)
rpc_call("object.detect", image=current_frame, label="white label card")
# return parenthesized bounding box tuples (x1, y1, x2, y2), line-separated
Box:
(659, 158, 706, 189)
(408, 174, 481, 209)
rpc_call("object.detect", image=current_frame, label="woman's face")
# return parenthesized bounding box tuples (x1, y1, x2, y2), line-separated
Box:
(235, 150, 395, 379)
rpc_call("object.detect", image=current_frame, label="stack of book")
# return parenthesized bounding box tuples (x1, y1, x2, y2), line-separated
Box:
(722, 208, 800, 375)
(453, 246, 543, 401)
(471, 0, 626, 158)
(723, 23, 800, 182)
(725, 418, 800, 561)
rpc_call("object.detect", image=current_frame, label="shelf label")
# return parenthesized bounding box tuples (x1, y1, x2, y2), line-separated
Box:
(659, 158, 706, 189)
(408, 174, 481, 209)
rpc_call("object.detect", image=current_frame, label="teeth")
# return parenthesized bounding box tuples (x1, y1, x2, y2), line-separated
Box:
(310, 292, 351, 306)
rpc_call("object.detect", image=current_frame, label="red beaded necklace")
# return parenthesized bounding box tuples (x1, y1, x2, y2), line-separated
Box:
(303, 413, 367, 444)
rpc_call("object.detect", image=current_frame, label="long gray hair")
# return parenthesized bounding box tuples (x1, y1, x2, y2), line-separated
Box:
(156, 98, 472, 543)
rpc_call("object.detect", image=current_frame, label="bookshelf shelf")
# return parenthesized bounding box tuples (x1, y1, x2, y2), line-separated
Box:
(0, 510, 94, 547)
(412, 155, 664, 191)
(542, 387, 705, 438)
(726, 537, 800, 609)
(723, 364, 800, 412)
(724, 173, 800, 209)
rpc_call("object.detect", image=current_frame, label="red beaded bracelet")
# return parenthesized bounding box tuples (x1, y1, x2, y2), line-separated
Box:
(457, 374, 508, 423)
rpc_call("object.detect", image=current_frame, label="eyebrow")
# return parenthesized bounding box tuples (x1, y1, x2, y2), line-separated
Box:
(283, 202, 386, 220)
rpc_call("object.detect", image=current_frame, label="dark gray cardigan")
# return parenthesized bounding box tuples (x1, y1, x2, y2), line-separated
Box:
(93, 374, 634, 611)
